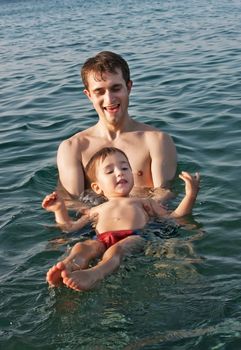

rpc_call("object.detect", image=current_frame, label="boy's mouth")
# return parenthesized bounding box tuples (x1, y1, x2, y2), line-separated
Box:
(116, 179, 127, 185)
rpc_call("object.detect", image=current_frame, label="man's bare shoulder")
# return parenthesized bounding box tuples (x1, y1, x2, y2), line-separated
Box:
(58, 126, 96, 152)
(131, 119, 156, 131)
(131, 120, 169, 139)
(68, 125, 97, 142)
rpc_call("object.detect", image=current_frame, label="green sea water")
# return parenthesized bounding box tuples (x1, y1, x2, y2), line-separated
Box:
(1, 0, 241, 349)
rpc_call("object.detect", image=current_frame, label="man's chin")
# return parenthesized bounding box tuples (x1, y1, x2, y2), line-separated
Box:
(106, 115, 120, 124)
(103, 110, 122, 122)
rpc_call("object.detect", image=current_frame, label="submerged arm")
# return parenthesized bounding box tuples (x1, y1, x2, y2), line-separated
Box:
(142, 198, 169, 218)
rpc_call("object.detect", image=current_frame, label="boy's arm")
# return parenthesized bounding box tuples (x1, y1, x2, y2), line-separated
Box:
(142, 198, 169, 218)
(66, 208, 99, 232)
(42, 192, 71, 225)
(42, 192, 91, 232)
(170, 171, 200, 218)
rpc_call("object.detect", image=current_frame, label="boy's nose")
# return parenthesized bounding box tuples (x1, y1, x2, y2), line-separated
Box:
(115, 167, 123, 176)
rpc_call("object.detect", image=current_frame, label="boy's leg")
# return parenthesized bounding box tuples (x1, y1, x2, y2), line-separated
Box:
(46, 239, 106, 287)
(61, 235, 145, 291)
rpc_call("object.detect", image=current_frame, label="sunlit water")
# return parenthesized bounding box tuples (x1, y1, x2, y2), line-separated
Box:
(1, 0, 241, 349)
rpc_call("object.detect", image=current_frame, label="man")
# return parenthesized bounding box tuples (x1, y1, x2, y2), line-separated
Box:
(57, 51, 177, 200)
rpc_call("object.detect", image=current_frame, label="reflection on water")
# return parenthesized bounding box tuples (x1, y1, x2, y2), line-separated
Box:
(124, 318, 241, 350)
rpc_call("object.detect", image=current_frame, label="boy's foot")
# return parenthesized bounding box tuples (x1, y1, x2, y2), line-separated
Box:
(61, 269, 100, 291)
(46, 258, 87, 287)
(46, 241, 105, 287)
(46, 244, 88, 287)
(46, 262, 65, 287)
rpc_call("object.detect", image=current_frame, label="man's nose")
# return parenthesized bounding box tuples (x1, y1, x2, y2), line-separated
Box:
(104, 90, 114, 104)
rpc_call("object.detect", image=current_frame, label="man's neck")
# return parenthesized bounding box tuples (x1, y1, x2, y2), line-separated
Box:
(96, 116, 135, 141)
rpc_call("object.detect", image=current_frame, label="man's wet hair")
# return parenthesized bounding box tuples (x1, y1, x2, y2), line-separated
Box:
(81, 51, 131, 89)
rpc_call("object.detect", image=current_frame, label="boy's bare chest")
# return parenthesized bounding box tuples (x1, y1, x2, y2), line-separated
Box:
(100, 199, 142, 219)
(95, 199, 147, 232)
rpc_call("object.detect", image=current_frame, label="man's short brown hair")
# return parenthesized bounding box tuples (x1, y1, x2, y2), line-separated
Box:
(81, 51, 130, 89)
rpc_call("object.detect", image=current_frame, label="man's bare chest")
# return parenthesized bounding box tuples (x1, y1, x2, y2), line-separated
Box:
(81, 136, 149, 166)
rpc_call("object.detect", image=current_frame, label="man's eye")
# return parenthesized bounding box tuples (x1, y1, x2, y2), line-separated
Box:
(95, 90, 104, 96)
(112, 86, 121, 92)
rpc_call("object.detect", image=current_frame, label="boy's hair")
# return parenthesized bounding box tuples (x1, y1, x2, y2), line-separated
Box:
(81, 51, 130, 90)
(85, 147, 130, 184)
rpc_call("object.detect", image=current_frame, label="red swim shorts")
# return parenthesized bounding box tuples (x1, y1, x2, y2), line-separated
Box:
(97, 230, 137, 249)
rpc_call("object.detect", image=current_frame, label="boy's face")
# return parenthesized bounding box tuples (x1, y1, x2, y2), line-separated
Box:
(91, 152, 134, 198)
(83, 69, 132, 128)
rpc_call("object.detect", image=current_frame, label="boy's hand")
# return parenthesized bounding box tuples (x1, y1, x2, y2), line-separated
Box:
(179, 171, 200, 198)
(42, 192, 64, 212)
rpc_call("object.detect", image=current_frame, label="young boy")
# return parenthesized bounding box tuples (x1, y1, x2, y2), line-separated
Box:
(42, 147, 200, 292)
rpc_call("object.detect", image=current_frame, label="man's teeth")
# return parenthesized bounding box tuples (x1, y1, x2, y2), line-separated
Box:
(105, 105, 119, 110)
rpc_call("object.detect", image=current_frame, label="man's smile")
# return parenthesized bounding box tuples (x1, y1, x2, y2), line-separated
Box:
(104, 104, 120, 113)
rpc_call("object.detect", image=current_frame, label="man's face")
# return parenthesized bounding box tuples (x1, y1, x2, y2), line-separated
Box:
(83, 69, 132, 127)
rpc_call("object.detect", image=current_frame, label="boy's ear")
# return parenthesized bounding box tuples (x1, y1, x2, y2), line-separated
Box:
(91, 182, 103, 195)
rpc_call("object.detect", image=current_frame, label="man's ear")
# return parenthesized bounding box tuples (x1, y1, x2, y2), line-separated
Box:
(127, 80, 133, 94)
(83, 89, 92, 100)
(91, 182, 102, 195)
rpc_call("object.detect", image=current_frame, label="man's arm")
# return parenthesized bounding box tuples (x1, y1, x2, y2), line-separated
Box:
(147, 131, 177, 202)
(148, 131, 177, 188)
(57, 139, 85, 198)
